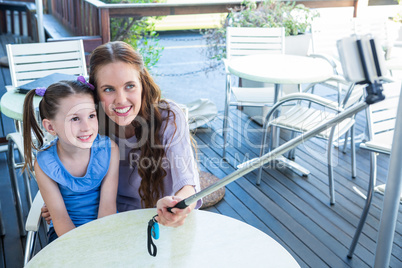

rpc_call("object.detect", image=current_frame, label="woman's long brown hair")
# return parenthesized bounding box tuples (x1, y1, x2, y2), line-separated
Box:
(89, 41, 176, 208)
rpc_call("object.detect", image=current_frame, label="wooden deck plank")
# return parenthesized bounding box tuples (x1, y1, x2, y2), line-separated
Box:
(0, 154, 24, 268)
(0, 197, 5, 268)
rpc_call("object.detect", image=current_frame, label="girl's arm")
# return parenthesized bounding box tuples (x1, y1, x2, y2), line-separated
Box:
(98, 140, 119, 218)
(34, 160, 75, 237)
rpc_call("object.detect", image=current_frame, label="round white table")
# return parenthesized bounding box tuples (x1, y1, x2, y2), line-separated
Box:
(1, 90, 42, 122)
(227, 53, 334, 108)
(26, 209, 300, 267)
(227, 54, 334, 85)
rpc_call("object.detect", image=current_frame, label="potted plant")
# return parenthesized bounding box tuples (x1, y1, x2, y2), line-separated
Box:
(392, 0, 402, 41)
(202, 0, 319, 65)
(392, 0, 402, 22)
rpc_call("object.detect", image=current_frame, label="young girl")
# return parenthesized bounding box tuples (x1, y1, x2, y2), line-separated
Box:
(23, 78, 119, 242)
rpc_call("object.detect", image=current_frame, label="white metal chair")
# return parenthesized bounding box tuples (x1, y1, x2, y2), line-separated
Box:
(257, 82, 364, 205)
(5, 130, 48, 265)
(3, 40, 87, 250)
(24, 189, 47, 266)
(347, 81, 401, 258)
(6, 39, 87, 92)
(6, 132, 32, 237)
(222, 27, 285, 159)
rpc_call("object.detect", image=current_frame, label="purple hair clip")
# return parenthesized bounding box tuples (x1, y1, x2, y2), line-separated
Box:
(77, 75, 95, 90)
(35, 87, 46, 97)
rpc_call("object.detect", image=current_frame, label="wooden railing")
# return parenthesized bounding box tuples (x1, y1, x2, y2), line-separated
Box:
(49, 0, 360, 44)
(49, 0, 102, 37)
(3, 0, 374, 45)
(0, 1, 36, 40)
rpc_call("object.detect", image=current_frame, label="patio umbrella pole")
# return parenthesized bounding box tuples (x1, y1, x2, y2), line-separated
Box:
(171, 100, 369, 210)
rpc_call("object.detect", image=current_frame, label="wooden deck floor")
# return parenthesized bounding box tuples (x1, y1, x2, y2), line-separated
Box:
(198, 108, 401, 268)
(0, 34, 401, 267)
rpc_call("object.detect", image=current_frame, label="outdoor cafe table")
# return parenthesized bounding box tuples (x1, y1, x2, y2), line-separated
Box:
(227, 54, 334, 92)
(26, 209, 300, 267)
(227, 54, 334, 176)
(1, 90, 41, 126)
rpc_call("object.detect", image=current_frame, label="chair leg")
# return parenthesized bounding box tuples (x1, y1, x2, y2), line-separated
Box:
(328, 126, 336, 205)
(257, 121, 271, 185)
(287, 132, 296, 160)
(0, 121, 5, 142)
(7, 139, 26, 236)
(23, 169, 32, 207)
(24, 231, 37, 266)
(337, 81, 342, 106)
(342, 130, 349, 154)
(222, 74, 231, 160)
(272, 84, 281, 149)
(307, 85, 316, 108)
(222, 110, 229, 160)
(350, 125, 356, 178)
(347, 151, 377, 258)
(0, 202, 5, 237)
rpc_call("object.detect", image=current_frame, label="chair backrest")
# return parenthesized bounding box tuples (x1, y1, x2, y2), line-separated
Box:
(226, 27, 285, 60)
(7, 40, 87, 88)
(342, 84, 365, 110)
(364, 82, 401, 153)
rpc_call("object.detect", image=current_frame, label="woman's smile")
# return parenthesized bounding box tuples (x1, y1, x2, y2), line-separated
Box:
(113, 106, 132, 116)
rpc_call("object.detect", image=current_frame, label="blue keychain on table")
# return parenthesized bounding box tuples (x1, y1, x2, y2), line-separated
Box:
(146, 200, 190, 256)
(147, 215, 159, 256)
(146, 201, 187, 257)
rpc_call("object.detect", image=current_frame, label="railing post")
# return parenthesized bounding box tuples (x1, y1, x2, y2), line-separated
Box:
(35, 0, 45, 42)
(10, 9, 15, 34)
(99, 7, 110, 43)
(0, 9, 6, 34)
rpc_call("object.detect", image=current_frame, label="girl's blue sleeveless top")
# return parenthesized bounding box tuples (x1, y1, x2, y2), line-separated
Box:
(37, 134, 111, 228)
